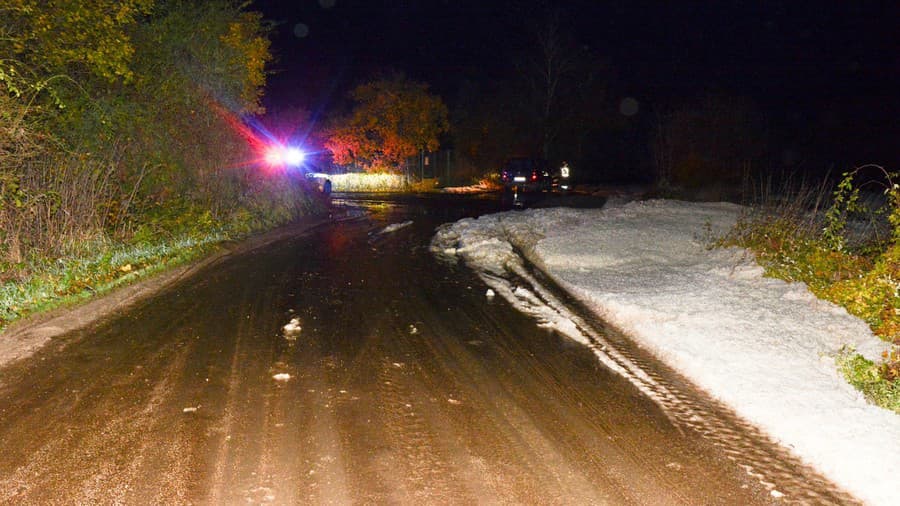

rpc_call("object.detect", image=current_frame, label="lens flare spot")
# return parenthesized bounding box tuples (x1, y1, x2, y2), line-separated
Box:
(285, 147, 305, 166)
(619, 97, 640, 116)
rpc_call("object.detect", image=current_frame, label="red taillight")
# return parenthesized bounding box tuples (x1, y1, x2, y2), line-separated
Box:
(531, 172, 538, 181)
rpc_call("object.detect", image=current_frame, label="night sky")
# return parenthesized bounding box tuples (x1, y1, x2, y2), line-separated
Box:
(253, 0, 900, 173)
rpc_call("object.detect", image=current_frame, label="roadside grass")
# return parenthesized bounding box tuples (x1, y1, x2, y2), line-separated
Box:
(326, 172, 490, 193)
(717, 167, 900, 413)
(0, 188, 324, 334)
(0, 231, 223, 330)
(317, 171, 501, 193)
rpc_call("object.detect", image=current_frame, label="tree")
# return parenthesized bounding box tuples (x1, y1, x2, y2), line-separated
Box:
(450, 79, 532, 172)
(450, 10, 608, 178)
(0, 0, 154, 104)
(517, 9, 600, 161)
(0, 0, 286, 265)
(89, 0, 273, 185)
(130, 1, 271, 115)
(325, 75, 449, 172)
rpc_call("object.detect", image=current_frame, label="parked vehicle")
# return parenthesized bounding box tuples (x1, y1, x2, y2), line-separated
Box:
(499, 157, 551, 191)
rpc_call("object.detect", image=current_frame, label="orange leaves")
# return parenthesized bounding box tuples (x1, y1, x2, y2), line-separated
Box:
(326, 74, 449, 171)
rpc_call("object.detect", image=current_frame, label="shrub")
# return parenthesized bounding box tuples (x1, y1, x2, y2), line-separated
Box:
(720, 166, 900, 409)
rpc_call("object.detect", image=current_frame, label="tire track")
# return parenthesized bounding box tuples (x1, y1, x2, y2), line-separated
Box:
(491, 258, 860, 505)
(415, 291, 704, 505)
(374, 354, 459, 503)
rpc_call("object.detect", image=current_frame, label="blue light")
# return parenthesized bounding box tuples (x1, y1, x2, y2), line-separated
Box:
(285, 147, 305, 166)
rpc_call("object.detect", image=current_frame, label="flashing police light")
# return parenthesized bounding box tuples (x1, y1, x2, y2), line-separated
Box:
(265, 145, 306, 167)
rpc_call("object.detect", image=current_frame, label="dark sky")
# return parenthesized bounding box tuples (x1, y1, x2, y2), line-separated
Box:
(253, 0, 900, 168)
(256, 1, 898, 102)
(255, 0, 520, 110)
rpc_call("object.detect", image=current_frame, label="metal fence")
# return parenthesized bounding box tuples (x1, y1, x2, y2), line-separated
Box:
(403, 149, 460, 184)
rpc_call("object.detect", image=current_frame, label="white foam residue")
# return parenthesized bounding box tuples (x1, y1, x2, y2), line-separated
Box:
(380, 220, 413, 234)
(283, 317, 302, 340)
(434, 198, 900, 506)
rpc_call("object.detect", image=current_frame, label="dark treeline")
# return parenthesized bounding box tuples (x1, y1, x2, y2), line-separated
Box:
(417, 4, 899, 190)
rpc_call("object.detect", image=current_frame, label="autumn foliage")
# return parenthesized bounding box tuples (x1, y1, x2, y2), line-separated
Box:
(325, 75, 449, 172)
(1, 0, 154, 92)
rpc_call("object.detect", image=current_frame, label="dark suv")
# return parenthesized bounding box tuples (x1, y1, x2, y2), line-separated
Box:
(499, 157, 551, 191)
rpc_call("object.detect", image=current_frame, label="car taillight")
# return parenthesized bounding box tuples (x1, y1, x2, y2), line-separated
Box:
(531, 172, 538, 181)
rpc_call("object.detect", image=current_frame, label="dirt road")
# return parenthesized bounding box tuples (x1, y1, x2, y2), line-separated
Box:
(0, 194, 850, 504)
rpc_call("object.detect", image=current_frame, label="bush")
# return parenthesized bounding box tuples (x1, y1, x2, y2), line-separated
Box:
(0, 2, 330, 333)
(719, 166, 900, 409)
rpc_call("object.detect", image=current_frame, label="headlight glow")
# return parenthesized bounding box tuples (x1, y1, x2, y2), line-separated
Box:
(285, 147, 305, 166)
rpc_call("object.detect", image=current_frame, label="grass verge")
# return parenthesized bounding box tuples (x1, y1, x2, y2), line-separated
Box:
(838, 350, 900, 412)
(328, 172, 408, 192)
(0, 231, 223, 331)
(1, 186, 326, 334)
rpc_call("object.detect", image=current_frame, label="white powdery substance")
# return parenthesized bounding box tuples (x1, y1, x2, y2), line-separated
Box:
(283, 317, 302, 340)
(379, 220, 413, 234)
(438, 199, 900, 506)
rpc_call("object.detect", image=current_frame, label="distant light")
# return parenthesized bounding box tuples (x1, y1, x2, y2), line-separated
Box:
(619, 97, 639, 117)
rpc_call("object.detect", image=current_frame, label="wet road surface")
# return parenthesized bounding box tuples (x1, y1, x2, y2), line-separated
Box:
(0, 194, 853, 504)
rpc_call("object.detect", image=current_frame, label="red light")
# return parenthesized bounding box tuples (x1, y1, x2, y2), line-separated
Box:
(265, 146, 284, 165)
(263, 145, 306, 168)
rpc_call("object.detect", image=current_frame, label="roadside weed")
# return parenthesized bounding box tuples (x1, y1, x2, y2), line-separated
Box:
(720, 166, 900, 411)
(838, 349, 900, 414)
(0, 231, 221, 330)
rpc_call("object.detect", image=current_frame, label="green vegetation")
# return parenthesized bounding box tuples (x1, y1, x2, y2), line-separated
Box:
(0, 1, 323, 331)
(838, 351, 900, 413)
(1, 230, 220, 328)
(719, 167, 900, 412)
(0, 183, 320, 332)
